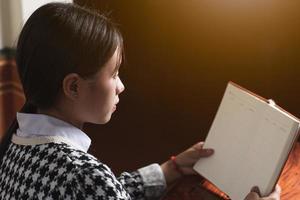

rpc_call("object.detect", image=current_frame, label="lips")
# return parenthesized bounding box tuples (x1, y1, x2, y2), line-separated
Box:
(113, 99, 119, 111)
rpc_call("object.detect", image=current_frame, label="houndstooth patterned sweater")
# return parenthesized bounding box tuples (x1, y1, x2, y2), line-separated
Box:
(0, 113, 166, 200)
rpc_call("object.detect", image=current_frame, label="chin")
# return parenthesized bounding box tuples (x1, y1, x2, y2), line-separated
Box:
(95, 114, 112, 124)
(100, 118, 111, 124)
(88, 110, 114, 124)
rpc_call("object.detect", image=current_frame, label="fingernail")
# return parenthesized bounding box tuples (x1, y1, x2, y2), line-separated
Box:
(196, 142, 204, 147)
(206, 149, 214, 154)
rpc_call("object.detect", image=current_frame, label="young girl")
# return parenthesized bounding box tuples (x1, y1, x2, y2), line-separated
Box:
(0, 3, 280, 200)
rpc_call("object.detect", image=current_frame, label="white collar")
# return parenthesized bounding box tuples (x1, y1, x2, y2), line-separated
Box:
(16, 112, 91, 152)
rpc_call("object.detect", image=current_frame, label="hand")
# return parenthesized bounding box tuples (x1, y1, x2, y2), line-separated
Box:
(244, 185, 281, 200)
(160, 142, 214, 185)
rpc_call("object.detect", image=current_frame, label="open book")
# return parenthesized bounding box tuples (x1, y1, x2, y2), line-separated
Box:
(193, 82, 300, 200)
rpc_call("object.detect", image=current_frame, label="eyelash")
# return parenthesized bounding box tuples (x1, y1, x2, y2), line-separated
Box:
(113, 72, 119, 79)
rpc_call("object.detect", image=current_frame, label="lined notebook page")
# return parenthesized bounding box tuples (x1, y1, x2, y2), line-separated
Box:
(193, 83, 300, 200)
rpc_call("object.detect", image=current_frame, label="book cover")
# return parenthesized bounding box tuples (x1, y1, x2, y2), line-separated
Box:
(193, 82, 300, 200)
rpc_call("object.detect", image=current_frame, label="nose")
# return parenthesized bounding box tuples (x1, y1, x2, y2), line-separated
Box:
(116, 77, 125, 94)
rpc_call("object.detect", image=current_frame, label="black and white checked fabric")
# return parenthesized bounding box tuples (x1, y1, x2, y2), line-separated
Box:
(0, 142, 146, 200)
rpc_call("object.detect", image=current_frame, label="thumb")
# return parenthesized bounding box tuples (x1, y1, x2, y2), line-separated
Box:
(245, 192, 260, 200)
(251, 186, 261, 197)
(192, 142, 214, 157)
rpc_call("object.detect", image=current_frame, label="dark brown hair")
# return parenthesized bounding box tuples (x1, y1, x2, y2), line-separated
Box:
(0, 2, 123, 159)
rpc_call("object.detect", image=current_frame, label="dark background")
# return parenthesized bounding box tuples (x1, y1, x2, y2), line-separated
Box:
(75, 0, 300, 174)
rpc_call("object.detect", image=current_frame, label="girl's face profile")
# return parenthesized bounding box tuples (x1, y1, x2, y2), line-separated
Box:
(77, 48, 125, 124)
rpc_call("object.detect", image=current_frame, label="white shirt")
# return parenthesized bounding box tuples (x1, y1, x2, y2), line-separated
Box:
(16, 112, 91, 153)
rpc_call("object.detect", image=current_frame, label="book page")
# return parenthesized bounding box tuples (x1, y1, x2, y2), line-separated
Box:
(193, 83, 299, 200)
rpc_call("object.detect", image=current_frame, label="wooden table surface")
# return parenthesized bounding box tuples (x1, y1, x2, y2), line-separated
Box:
(278, 142, 300, 199)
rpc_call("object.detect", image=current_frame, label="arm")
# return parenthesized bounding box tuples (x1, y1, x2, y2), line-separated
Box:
(75, 163, 165, 200)
(118, 164, 166, 200)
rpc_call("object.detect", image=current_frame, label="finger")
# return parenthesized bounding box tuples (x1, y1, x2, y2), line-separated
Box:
(182, 168, 198, 175)
(192, 142, 214, 157)
(177, 151, 210, 164)
(275, 185, 281, 194)
(267, 185, 281, 199)
(251, 186, 261, 197)
(197, 148, 214, 157)
(192, 142, 205, 150)
(244, 192, 260, 200)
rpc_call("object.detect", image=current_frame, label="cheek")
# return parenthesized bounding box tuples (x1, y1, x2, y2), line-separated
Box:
(92, 80, 116, 107)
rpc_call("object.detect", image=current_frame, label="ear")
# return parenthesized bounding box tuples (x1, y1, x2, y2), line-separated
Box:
(62, 73, 82, 100)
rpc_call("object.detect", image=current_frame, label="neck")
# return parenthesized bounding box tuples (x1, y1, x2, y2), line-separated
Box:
(37, 106, 84, 130)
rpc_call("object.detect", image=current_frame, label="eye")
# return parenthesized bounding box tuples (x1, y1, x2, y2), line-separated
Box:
(113, 71, 119, 79)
